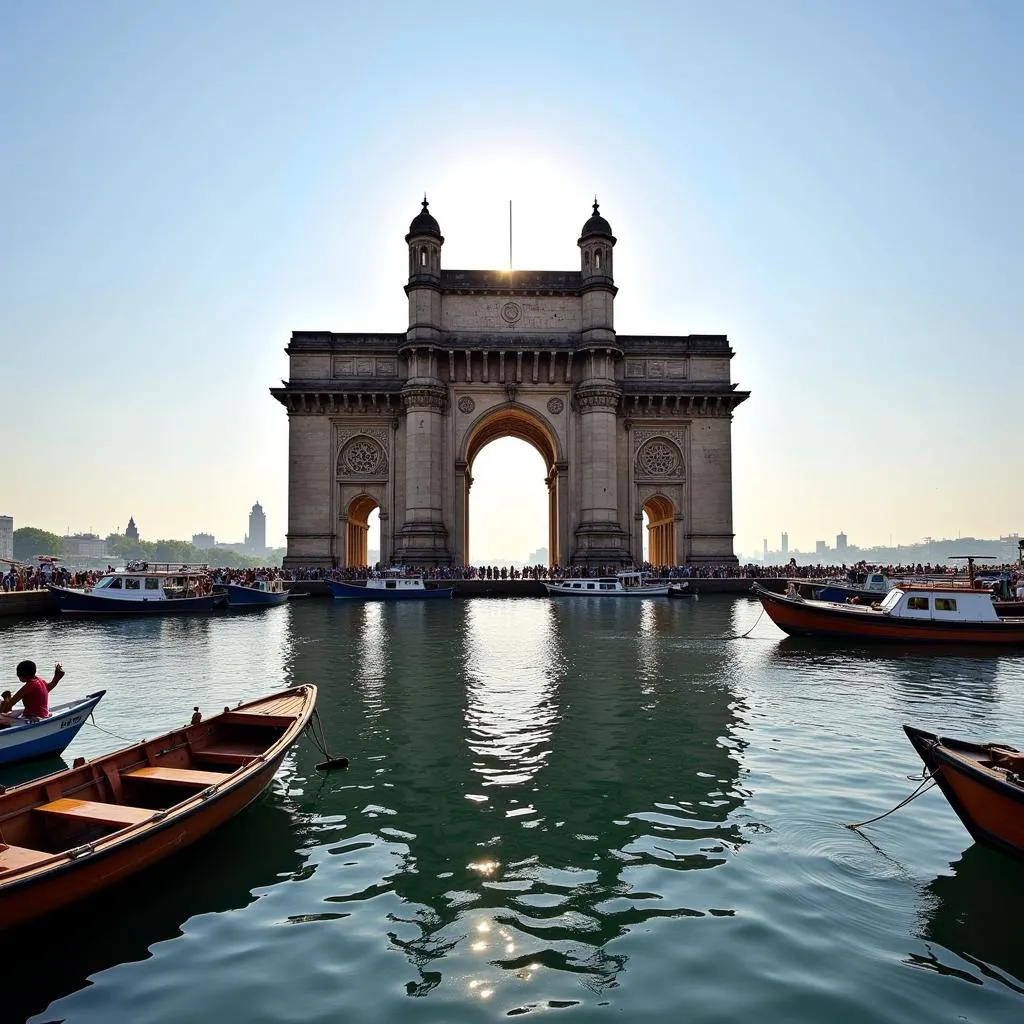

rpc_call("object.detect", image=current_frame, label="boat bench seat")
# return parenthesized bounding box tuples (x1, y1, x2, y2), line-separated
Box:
(35, 798, 153, 827)
(125, 766, 227, 787)
(195, 749, 260, 766)
(0, 843, 52, 873)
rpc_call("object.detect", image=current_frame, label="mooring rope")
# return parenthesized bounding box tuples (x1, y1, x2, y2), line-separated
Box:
(846, 768, 939, 830)
(85, 710, 134, 743)
(728, 604, 768, 640)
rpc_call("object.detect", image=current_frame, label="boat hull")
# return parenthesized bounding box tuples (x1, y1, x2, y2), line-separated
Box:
(327, 580, 453, 600)
(904, 726, 1024, 862)
(542, 583, 671, 597)
(753, 585, 1024, 644)
(225, 584, 289, 607)
(0, 685, 316, 929)
(49, 586, 219, 615)
(0, 692, 106, 766)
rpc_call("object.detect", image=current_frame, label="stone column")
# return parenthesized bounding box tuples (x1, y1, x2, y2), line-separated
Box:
(572, 381, 630, 567)
(398, 378, 451, 565)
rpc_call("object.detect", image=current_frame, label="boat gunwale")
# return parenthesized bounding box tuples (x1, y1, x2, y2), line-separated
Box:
(0, 691, 106, 740)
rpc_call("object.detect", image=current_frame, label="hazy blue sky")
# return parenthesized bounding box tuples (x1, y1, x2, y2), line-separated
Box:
(3, 1, 1020, 561)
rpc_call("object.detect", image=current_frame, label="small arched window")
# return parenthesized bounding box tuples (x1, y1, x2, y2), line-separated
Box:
(420, 247, 428, 267)
(595, 249, 602, 269)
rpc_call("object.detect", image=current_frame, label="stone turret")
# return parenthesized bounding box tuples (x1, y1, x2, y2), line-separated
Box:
(399, 197, 450, 563)
(405, 197, 443, 347)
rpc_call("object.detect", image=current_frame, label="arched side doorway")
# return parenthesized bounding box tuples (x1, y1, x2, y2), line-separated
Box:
(460, 405, 562, 566)
(345, 494, 378, 567)
(643, 495, 677, 567)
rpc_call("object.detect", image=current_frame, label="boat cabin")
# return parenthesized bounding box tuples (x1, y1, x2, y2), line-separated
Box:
(88, 563, 211, 600)
(366, 576, 428, 591)
(880, 586, 1001, 623)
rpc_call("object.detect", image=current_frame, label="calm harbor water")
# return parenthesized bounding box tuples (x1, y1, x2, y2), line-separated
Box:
(2, 596, 1024, 1024)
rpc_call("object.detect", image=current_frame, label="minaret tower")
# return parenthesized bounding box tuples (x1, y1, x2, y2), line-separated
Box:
(573, 200, 629, 566)
(399, 197, 451, 564)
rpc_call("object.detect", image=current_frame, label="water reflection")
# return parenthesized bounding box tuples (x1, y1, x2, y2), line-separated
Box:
(913, 844, 1024, 994)
(284, 597, 751, 1004)
(463, 600, 561, 787)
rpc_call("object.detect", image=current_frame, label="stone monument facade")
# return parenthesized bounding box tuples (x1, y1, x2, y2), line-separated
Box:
(272, 200, 749, 569)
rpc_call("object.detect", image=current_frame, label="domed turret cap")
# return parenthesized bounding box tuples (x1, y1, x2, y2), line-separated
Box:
(406, 196, 443, 241)
(580, 199, 614, 240)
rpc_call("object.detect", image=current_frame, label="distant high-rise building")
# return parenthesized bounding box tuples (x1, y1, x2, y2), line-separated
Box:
(815, 540, 827, 557)
(193, 533, 216, 550)
(246, 502, 266, 555)
(781, 532, 789, 556)
(0, 515, 12, 561)
(125, 517, 139, 542)
(836, 532, 848, 552)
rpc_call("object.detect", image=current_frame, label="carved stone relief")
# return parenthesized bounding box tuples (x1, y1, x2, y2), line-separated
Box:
(337, 430, 390, 477)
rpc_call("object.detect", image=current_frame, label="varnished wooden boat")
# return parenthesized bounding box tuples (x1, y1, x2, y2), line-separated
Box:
(0, 684, 316, 929)
(752, 582, 1024, 644)
(904, 725, 1024, 862)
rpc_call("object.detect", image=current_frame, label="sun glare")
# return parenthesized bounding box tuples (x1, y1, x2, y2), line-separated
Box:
(469, 438, 548, 566)
(428, 152, 588, 273)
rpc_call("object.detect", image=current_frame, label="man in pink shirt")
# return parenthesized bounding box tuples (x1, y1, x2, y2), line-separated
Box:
(0, 661, 66, 723)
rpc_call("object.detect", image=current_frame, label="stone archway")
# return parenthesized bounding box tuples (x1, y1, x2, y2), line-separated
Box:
(642, 494, 677, 567)
(345, 494, 379, 567)
(460, 405, 563, 566)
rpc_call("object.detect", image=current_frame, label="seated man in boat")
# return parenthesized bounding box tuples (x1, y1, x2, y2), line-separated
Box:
(0, 661, 65, 726)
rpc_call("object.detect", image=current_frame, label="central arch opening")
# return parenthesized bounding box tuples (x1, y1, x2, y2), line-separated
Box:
(642, 495, 676, 567)
(464, 407, 559, 567)
(346, 495, 381, 567)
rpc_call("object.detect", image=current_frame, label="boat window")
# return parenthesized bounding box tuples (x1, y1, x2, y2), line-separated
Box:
(93, 576, 111, 589)
(907, 597, 929, 610)
(124, 577, 141, 590)
(880, 590, 902, 611)
(935, 598, 957, 612)
(385, 580, 396, 589)
(600, 583, 614, 590)
(145, 578, 160, 590)
(107, 577, 123, 589)
(586, 583, 595, 590)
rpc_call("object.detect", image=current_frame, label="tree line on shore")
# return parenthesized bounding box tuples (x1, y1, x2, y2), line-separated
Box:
(11, 528, 283, 571)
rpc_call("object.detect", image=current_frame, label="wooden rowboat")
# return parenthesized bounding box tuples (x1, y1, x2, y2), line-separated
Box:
(904, 725, 1024, 862)
(0, 684, 316, 930)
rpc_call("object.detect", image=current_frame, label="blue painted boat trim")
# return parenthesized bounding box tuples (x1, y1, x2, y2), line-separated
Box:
(49, 586, 218, 615)
(225, 585, 290, 607)
(0, 691, 106, 766)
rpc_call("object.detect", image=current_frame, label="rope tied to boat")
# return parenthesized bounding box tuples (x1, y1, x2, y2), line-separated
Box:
(727, 604, 769, 640)
(846, 767, 940, 830)
(85, 710, 134, 744)
(304, 708, 349, 771)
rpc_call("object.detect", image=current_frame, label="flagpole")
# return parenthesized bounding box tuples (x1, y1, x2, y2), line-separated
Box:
(509, 200, 513, 273)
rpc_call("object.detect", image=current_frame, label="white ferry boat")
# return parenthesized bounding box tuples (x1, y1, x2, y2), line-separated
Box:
(49, 564, 221, 615)
(327, 574, 454, 601)
(542, 571, 671, 598)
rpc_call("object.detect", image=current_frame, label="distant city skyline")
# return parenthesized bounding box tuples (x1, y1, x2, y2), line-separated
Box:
(4, 4, 1020, 562)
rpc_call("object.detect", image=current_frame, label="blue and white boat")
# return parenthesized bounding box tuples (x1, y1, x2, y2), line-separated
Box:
(327, 574, 454, 601)
(49, 563, 221, 615)
(225, 579, 290, 608)
(0, 691, 105, 766)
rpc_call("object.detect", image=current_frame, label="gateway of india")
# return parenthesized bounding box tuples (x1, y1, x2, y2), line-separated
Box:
(272, 199, 749, 570)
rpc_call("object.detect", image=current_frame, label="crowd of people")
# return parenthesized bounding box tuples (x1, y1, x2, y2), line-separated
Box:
(4, 558, 1023, 593)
